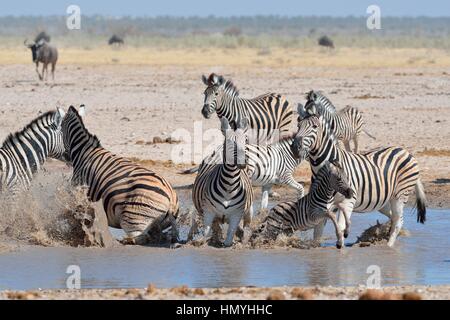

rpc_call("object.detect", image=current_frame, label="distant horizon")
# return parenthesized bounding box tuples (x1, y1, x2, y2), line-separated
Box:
(1, 0, 449, 18)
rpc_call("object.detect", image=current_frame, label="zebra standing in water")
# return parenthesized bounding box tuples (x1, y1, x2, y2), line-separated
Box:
(299, 90, 375, 153)
(197, 135, 304, 209)
(193, 117, 254, 247)
(254, 161, 354, 248)
(201, 73, 293, 144)
(61, 105, 179, 245)
(0, 108, 67, 192)
(291, 115, 426, 247)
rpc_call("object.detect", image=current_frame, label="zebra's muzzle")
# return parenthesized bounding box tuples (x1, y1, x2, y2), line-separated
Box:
(201, 105, 212, 119)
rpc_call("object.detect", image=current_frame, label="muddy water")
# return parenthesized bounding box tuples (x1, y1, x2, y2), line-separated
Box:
(0, 208, 448, 290)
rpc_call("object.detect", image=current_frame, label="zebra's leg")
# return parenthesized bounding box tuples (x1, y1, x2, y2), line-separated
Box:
(283, 175, 305, 198)
(337, 199, 355, 238)
(387, 197, 406, 247)
(378, 203, 392, 218)
(353, 136, 359, 153)
(313, 219, 327, 242)
(202, 211, 216, 243)
(326, 210, 344, 249)
(261, 185, 271, 210)
(224, 214, 241, 247)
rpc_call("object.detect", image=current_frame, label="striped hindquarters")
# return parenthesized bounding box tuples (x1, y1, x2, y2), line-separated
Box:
(346, 146, 419, 212)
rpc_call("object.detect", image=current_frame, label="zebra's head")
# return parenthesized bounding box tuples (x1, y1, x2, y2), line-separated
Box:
(221, 117, 249, 170)
(303, 90, 323, 117)
(202, 73, 238, 119)
(324, 161, 354, 199)
(61, 104, 90, 162)
(48, 107, 70, 162)
(291, 115, 321, 160)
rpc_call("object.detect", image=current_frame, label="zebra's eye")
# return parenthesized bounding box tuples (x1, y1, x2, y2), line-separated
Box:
(215, 92, 219, 96)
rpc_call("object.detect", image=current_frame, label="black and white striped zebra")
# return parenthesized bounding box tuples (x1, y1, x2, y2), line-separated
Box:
(61, 105, 179, 245)
(0, 108, 67, 192)
(299, 90, 375, 153)
(291, 115, 426, 247)
(255, 161, 354, 248)
(202, 73, 293, 144)
(193, 117, 254, 247)
(198, 135, 304, 209)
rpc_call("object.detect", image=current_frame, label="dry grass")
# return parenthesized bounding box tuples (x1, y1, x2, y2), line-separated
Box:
(3, 47, 450, 68)
(417, 149, 450, 157)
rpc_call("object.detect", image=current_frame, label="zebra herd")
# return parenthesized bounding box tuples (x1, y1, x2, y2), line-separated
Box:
(0, 73, 426, 248)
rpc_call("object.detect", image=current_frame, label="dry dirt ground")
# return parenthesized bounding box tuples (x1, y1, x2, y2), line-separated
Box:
(1, 64, 448, 207)
(1, 285, 449, 300)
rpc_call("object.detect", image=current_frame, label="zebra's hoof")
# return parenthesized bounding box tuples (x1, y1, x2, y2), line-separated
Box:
(336, 242, 343, 249)
(344, 231, 349, 238)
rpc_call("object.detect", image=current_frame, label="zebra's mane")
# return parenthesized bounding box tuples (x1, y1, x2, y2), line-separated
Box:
(306, 90, 336, 114)
(222, 80, 239, 97)
(1, 111, 56, 149)
(67, 106, 101, 148)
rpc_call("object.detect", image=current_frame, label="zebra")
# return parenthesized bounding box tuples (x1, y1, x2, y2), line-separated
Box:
(196, 134, 304, 209)
(254, 161, 355, 248)
(201, 73, 293, 144)
(192, 117, 254, 247)
(0, 108, 67, 192)
(291, 114, 426, 247)
(61, 105, 179, 245)
(299, 90, 375, 153)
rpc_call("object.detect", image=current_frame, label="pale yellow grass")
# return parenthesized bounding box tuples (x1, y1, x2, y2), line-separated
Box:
(2, 46, 449, 68)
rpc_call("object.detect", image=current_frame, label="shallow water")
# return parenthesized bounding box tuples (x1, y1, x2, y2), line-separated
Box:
(0, 208, 449, 290)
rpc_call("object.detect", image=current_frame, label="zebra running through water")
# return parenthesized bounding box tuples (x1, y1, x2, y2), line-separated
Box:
(192, 117, 254, 247)
(0, 108, 67, 192)
(196, 134, 304, 209)
(298, 90, 375, 153)
(254, 161, 354, 248)
(61, 105, 179, 245)
(201, 73, 293, 144)
(291, 115, 426, 247)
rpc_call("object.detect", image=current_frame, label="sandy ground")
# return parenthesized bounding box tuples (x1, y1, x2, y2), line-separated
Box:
(1, 285, 449, 300)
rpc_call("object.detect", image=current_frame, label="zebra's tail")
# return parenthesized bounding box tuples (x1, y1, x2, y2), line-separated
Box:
(363, 129, 376, 140)
(179, 165, 199, 174)
(415, 178, 427, 224)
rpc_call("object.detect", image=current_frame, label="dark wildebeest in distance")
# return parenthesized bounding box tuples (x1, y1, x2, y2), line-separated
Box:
(108, 35, 124, 46)
(318, 35, 335, 49)
(24, 39, 58, 81)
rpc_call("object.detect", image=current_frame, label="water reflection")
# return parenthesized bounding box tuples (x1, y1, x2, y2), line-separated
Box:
(0, 209, 448, 290)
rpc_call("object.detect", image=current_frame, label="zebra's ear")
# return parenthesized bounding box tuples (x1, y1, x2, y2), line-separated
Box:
(202, 74, 208, 86)
(217, 75, 225, 86)
(55, 107, 65, 127)
(78, 104, 86, 117)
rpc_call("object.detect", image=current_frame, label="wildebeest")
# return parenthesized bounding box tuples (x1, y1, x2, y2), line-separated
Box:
(318, 35, 334, 49)
(108, 35, 124, 46)
(24, 39, 58, 81)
